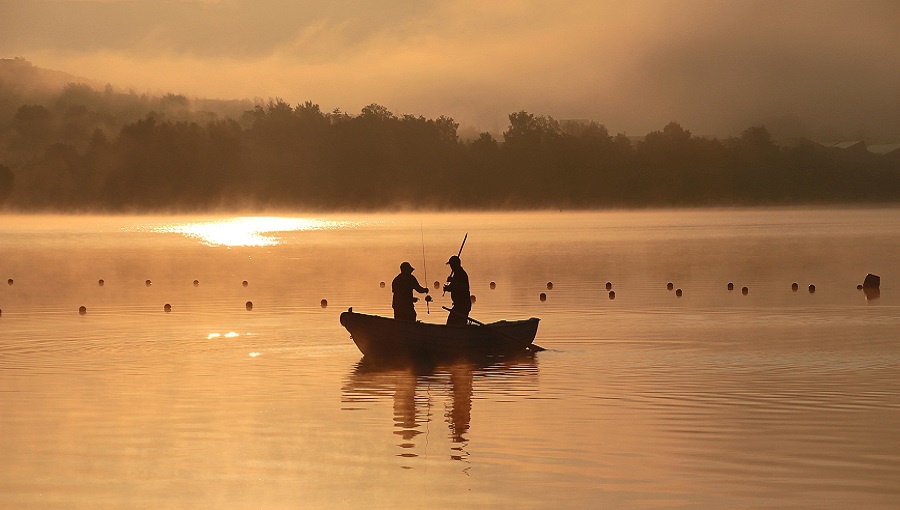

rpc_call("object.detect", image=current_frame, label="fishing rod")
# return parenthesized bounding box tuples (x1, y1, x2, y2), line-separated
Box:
(443, 232, 468, 296)
(421, 221, 431, 314)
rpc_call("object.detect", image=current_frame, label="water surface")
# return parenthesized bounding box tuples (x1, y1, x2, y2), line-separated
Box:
(1, 209, 899, 509)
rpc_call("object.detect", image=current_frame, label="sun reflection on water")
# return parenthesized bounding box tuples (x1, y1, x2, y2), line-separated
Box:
(154, 216, 352, 247)
(207, 332, 242, 339)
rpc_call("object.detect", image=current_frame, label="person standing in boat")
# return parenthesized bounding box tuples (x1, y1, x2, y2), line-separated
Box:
(392, 261, 429, 322)
(443, 255, 471, 326)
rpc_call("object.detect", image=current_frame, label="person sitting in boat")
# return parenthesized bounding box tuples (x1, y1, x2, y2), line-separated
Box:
(443, 255, 471, 326)
(392, 261, 429, 322)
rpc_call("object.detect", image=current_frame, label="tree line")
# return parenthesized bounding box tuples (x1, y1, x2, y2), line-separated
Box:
(1, 84, 898, 211)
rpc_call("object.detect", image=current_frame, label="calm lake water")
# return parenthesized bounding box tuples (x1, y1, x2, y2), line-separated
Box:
(1, 209, 899, 509)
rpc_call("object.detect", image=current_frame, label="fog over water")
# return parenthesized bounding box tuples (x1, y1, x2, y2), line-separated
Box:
(1, 0, 898, 138)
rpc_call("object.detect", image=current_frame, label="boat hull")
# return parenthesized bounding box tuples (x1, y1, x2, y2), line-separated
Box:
(340, 310, 540, 360)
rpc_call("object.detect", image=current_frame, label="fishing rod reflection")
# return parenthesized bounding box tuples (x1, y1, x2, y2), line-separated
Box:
(342, 354, 539, 467)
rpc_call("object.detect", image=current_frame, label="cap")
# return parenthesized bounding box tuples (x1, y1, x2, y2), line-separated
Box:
(400, 261, 415, 272)
(446, 255, 461, 265)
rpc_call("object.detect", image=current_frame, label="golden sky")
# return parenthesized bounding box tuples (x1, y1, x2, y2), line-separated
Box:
(2, 0, 898, 137)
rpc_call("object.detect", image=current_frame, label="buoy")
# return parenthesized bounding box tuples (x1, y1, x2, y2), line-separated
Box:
(675, 288, 683, 297)
(193, 280, 200, 287)
(490, 281, 496, 289)
(78, 306, 87, 315)
(434, 281, 440, 289)
(98, 279, 105, 286)
(609, 290, 615, 300)
(164, 304, 172, 313)
(808, 284, 816, 293)
(539, 292, 547, 302)
(470, 295, 476, 304)
(7, 279, 13, 286)
(667, 282, 674, 291)
(546, 282, 553, 290)
(792, 282, 799, 292)
(145, 279, 152, 287)
(245, 301, 253, 311)
(606, 282, 612, 290)
(242, 280, 249, 287)
(320, 299, 328, 308)
(857, 284, 863, 290)
(424, 295, 433, 302)
(380, 281, 386, 288)
(727, 282, 734, 291)
(742, 286, 749, 295)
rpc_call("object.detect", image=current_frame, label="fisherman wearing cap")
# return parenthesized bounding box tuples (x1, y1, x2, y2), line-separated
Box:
(443, 255, 471, 326)
(392, 261, 429, 321)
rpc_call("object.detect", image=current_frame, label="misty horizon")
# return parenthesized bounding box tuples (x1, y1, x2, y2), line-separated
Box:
(1, 72, 899, 213)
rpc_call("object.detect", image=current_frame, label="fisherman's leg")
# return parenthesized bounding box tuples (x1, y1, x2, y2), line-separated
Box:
(446, 306, 468, 326)
(394, 306, 416, 322)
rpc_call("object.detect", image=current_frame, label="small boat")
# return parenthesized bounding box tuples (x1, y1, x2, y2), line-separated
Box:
(340, 309, 541, 360)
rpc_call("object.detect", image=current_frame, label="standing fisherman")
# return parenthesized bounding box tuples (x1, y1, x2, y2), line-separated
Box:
(443, 255, 471, 325)
(392, 261, 429, 322)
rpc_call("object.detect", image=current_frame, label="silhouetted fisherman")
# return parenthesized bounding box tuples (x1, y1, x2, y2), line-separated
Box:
(392, 261, 429, 322)
(443, 255, 471, 326)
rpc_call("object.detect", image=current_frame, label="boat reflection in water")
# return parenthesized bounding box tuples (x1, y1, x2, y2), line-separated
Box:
(342, 354, 539, 467)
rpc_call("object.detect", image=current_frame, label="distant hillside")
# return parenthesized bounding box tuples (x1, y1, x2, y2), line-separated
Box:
(0, 57, 101, 92)
(0, 58, 102, 116)
(0, 58, 253, 130)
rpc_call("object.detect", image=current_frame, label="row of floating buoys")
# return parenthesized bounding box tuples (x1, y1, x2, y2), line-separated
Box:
(75, 300, 259, 315)
(59, 273, 886, 316)
(90, 279, 251, 287)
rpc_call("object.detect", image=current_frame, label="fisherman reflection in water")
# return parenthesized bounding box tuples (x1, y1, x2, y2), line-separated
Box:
(392, 261, 429, 321)
(444, 255, 471, 325)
